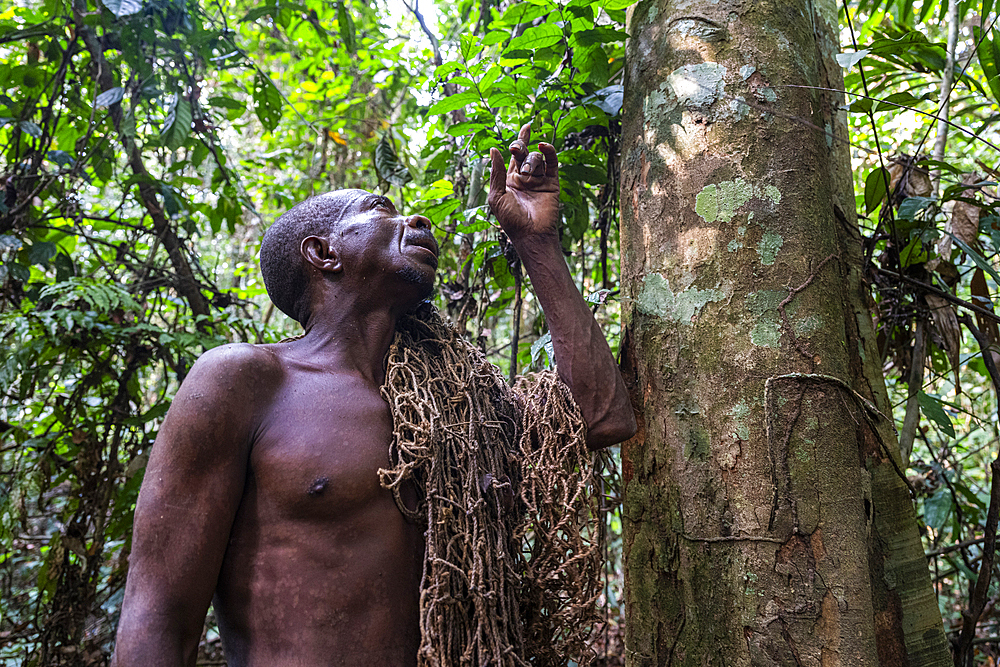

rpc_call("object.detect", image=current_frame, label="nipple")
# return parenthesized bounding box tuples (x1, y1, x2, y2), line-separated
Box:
(307, 476, 330, 496)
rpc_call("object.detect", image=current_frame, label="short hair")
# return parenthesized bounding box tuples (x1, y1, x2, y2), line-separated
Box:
(259, 190, 369, 325)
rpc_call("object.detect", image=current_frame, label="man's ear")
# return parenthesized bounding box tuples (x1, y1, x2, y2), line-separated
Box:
(301, 235, 343, 274)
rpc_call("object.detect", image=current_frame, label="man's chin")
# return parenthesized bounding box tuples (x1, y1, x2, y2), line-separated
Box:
(396, 265, 436, 301)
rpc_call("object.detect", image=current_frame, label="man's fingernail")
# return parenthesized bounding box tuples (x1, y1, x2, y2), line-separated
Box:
(520, 164, 531, 174)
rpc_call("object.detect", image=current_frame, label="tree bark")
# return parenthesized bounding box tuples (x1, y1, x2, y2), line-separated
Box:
(618, 1, 951, 664)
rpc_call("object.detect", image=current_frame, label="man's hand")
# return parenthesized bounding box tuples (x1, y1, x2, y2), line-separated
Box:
(488, 123, 560, 241)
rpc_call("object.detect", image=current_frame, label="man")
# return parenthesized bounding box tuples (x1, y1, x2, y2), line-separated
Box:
(112, 125, 635, 666)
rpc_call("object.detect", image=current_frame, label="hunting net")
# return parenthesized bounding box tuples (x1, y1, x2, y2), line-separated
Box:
(379, 303, 602, 667)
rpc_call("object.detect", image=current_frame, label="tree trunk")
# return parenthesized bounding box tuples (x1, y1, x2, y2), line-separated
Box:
(617, 1, 951, 665)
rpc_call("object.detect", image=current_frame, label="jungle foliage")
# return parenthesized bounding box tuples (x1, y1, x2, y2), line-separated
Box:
(2, 0, 1000, 663)
(0, 0, 630, 662)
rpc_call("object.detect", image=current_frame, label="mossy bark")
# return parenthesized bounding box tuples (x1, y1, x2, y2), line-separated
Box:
(618, 1, 950, 665)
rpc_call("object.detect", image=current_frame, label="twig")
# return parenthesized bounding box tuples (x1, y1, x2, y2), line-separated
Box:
(786, 85, 1000, 155)
(777, 253, 838, 360)
(925, 536, 987, 558)
(508, 256, 522, 384)
(955, 314, 1000, 667)
(873, 266, 1000, 326)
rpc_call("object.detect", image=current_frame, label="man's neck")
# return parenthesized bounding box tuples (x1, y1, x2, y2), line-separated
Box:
(293, 292, 404, 386)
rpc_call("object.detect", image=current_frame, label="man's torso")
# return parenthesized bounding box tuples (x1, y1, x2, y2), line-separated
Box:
(212, 348, 424, 666)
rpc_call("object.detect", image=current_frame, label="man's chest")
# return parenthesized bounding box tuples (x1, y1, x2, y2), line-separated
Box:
(246, 375, 397, 522)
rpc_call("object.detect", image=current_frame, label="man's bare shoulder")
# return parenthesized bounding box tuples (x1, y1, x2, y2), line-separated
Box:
(177, 343, 285, 404)
(194, 341, 283, 372)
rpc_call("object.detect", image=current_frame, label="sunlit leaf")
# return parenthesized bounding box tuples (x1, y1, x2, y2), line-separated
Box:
(253, 73, 283, 133)
(95, 87, 126, 107)
(337, 2, 357, 54)
(864, 166, 889, 214)
(429, 92, 478, 115)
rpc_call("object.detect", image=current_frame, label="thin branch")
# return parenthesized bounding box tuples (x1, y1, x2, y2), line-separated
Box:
(785, 85, 1000, 155)
(925, 536, 987, 558)
(873, 266, 1000, 326)
(955, 314, 1000, 667)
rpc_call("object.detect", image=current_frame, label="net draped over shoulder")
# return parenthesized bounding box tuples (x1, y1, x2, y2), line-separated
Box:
(379, 304, 603, 667)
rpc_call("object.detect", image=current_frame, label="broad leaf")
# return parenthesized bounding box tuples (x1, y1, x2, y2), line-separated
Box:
(373, 134, 412, 187)
(252, 73, 283, 133)
(918, 391, 956, 437)
(95, 87, 126, 108)
(864, 166, 889, 214)
(337, 2, 356, 54)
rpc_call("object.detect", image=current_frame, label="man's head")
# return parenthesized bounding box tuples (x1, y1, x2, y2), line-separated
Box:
(260, 190, 438, 325)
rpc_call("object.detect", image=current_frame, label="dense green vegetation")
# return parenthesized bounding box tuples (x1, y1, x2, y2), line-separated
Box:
(2, 0, 1000, 663)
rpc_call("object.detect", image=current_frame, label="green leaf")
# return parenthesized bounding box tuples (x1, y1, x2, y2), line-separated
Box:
(337, 2, 356, 54)
(848, 97, 874, 113)
(253, 73, 283, 133)
(421, 178, 454, 200)
(373, 134, 412, 187)
(434, 62, 464, 78)
(918, 391, 956, 437)
(479, 65, 501, 95)
(874, 90, 921, 112)
(28, 241, 56, 265)
(101, 0, 142, 18)
(95, 87, 125, 107)
(601, 0, 636, 9)
(207, 95, 244, 109)
(497, 2, 552, 26)
(506, 23, 563, 51)
(428, 91, 478, 115)
(923, 487, 952, 529)
(482, 31, 507, 47)
(422, 198, 461, 224)
(160, 97, 192, 150)
(530, 331, 554, 368)
(561, 163, 607, 185)
(899, 237, 929, 267)
(446, 121, 488, 137)
(949, 234, 1000, 285)
(974, 27, 1000, 103)
(835, 50, 870, 68)
(897, 196, 935, 221)
(460, 33, 483, 61)
(19, 120, 42, 138)
(864, 166, 889, 214)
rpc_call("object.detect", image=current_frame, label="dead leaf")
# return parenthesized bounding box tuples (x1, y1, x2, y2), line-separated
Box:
(925, 293, 962, 393)
(950, 172, 982, 249)
(888, 155, 932, 201)
(970, 268, 1000, 370)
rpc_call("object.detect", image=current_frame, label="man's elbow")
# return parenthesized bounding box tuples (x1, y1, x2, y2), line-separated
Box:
(585, 408, 637, 450)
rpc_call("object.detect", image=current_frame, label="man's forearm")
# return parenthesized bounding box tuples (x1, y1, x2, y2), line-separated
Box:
(512, 232, 636, 448)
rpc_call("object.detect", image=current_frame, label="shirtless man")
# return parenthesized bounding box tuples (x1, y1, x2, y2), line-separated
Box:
(111, 125, 635, 666)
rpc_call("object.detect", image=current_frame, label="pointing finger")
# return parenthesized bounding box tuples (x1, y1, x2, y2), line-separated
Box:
(489, 147, 507, 198)
(539, 142, 558, 178)
(517, 122, 532, 148)
(508, 139, 527, 174)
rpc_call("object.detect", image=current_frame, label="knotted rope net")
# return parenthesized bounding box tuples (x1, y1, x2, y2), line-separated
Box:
(379, 304, 603, 667)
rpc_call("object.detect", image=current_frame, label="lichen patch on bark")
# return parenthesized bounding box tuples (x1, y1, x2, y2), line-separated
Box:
(636, 272, 726, 324)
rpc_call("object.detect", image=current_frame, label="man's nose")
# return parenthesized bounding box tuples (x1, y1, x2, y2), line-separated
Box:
(405, 214, 431, 230)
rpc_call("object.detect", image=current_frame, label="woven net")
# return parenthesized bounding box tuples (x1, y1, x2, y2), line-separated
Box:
(379, 304, 602, 667)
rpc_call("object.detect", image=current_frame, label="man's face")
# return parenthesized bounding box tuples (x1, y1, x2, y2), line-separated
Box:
(318, 190, 439, 302)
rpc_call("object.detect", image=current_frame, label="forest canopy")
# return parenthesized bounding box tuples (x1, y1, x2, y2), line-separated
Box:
(3, 0, 1000, 663)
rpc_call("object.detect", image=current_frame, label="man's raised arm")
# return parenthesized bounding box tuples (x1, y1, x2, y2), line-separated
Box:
(488, 123, 636, 449)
